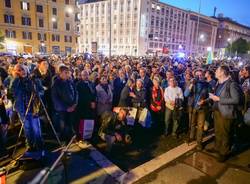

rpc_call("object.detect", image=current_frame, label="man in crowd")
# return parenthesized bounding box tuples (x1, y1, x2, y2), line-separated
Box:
(10, 64, 44, 151)
(164, 77, 184, 138)
(209, 65, 241, 162)
(76, 70, 96, 138)
(51, 65, 78, 142)
(98, 108, 131, 151)
(112, 69, 127, 107)
(139, 68, 153, 106)
(184, 69, 210, 150)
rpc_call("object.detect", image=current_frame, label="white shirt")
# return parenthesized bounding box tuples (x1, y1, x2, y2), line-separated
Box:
(164, 86, 184, 102)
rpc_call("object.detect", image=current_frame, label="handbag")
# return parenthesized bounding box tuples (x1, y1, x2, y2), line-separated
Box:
(79, 119, 95, 140)
(138, 108, 152, 128)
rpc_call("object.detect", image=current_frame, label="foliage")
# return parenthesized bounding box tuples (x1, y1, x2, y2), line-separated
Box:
(0, 31, 5, 49)
(227, 37, 250, 54)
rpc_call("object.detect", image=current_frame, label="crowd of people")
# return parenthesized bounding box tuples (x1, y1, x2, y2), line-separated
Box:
(0, 54, 249, 163)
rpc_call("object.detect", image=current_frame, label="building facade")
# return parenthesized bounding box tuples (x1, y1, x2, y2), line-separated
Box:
(215, 15, 250, 50)
(78, 0, 218, 56)
(0, 0, 78, 55)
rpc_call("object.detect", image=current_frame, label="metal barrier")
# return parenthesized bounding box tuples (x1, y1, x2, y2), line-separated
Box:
(29, 135, 76, 184)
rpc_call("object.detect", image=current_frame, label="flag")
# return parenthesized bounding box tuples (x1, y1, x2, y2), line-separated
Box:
(206, 50, 213, 65)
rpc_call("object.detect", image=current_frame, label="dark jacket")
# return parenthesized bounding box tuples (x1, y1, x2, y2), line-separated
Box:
(214, 79, 241, 119)
(112, 77, 126, 107)
(98, 111, 127, 137)
(132, 88, 147, 108)
(76, 80, 96, 119)
(118, 86, 132, 107)
(32, 68, 54, 111)
(51, 77, 78, 112)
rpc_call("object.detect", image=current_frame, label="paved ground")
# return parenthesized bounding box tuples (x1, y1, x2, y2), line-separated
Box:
(135, 143, 250, 184)
(6, 142, 116, 184)
(2, 122, 250, 184)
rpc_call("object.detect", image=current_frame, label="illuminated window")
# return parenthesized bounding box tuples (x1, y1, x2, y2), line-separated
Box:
(5, 30, 16, 38)
(20, 1, 30, 10)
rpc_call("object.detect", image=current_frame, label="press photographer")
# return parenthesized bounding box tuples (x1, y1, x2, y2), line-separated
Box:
(10, 64, 44, 152)
(98, 108, 132, 151)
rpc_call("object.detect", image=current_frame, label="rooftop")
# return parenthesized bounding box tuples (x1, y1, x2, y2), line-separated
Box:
(215, 16, 250, 30)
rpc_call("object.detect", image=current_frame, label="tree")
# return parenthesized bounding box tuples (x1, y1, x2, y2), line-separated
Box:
(227, 37, 249, 54)
(0, 31, 5, 50)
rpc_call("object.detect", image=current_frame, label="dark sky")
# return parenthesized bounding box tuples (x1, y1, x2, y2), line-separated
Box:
(161, 0, 250, 27)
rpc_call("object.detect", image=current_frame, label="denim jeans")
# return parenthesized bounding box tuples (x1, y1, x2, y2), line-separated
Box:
(21, 113, 43, 150)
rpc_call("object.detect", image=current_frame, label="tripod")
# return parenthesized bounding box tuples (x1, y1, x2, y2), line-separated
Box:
(11, 77, 62, 160)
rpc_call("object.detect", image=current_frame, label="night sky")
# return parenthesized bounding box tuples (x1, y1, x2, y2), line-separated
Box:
(161, 0, 250, 27)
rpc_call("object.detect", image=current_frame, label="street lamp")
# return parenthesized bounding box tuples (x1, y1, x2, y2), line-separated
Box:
(109, 0, 112, 58)
(51, 17, 56, 22)
(199, 34, 205, 41)
(227, 38, 232, 56)
(66, 7, 73, 14)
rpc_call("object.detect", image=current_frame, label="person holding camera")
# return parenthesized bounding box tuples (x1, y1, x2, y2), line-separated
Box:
(164, 77, 184, 138)
(184, 69, 210, 150)
(0, 78, 9, 158)
(98, 108, 131, 151)
(10, 64, 44, 152)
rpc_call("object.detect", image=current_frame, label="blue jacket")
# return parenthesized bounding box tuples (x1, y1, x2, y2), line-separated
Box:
(10, 77, 44, 115)
(184, 80, 210, 109)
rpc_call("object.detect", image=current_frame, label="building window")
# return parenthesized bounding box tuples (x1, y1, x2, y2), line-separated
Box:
(38, 18, 44, 27)
(36, 5, 43, 13)
(65, 47, 72, 54)
(65, 11, 70, 17)
(22, 32, 32, 40)
(64, 35, 72, 42)
(4, 15, 15, 24)
(65, 0, 70, 5)
(21, 17, 31, 26)
(5, 0, 11, 8)
(5, 30, 16, 38)
(52, 8, 57, 15)
(52, 46, 60, 54)
(52, 0, 56, 2)
(52, 34, 60, 42)
(38, 33, 46, 41)
(65, 23, 70, 31)
(20, 1, 30, 10)
(53, 22, 58, 29)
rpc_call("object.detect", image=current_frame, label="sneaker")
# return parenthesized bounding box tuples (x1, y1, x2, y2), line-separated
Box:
(185, 138, 195, 144)
(217, 154, 227, 163)
(205, 147, 218, 154)
(196, 144, 203, 151)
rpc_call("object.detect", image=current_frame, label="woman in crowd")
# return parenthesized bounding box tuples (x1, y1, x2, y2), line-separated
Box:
(150, 77, 164, 135)
(96, 76, 113, 116)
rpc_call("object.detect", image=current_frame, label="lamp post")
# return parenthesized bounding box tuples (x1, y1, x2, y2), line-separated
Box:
(227, 38, 232, 57)
(109, 0, 112, 58)
(196, 0, 202, 55)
